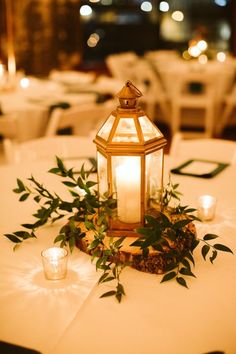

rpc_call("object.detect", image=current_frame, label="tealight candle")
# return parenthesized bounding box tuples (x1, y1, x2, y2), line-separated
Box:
(197, 195, 217, 221)
(41, 247, 68, 280)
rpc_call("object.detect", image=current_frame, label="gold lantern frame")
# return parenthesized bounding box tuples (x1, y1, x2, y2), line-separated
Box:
(94, 81, 167, 237)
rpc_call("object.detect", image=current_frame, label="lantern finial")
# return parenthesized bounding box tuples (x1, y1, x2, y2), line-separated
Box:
(116, 80, 142, 109)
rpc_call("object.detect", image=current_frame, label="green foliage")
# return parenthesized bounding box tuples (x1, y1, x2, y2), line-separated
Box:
(4, 157, 233, 301)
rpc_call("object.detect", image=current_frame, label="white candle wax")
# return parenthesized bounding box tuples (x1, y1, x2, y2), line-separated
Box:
(41, 247, 68, 280)
(116, 158, 141, 223)
(198, 195, 217, 221)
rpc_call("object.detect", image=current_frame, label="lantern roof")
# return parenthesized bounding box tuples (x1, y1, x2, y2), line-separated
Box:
(94, 81, 167, 154)
(116, 80, 142, 109)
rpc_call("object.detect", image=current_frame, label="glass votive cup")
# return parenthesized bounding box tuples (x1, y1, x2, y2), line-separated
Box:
(41, 247, 68, 280)
(197, 195, 217, 222)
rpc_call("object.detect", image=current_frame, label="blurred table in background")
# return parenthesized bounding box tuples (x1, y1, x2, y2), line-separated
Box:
(0, 75, 98, 142)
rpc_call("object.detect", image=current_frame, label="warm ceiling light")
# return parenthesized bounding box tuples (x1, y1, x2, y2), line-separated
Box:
(171, 11, 184, 22)
(80, 5, 92, 16)
(159, 1, 169, 12)
(197, 40, 208, 52)
(198, 54, 208, 64)
(140, 1, 152, 12)
(214, 0, 227, 6)
(20, 77, 30, 89)
(182, 50, 191, 60)
(217, 52, 226, 62)
(188, 46, 201, 58)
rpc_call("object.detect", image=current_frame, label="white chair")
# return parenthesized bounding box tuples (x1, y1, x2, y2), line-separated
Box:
(216, 83, 236, 136)
(167, 71, 219, 138)
(3, 135, 97, 164)
(127, 58, 170, 122)
(105, 52, 139, 82)
(145, 50, 180, 72)
(169, 132, 236, 164)
(106, 53, 170, 122)
(45, 100, 115, 137)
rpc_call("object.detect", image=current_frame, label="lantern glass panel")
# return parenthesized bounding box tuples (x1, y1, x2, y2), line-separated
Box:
(138, 116, 162, 141)
(112, 118, 139, 142)
(112, 155, 141, 223)
(97, 151, 108, 196)
(145, 149, 163, 210)
(97, 114, 116, 140)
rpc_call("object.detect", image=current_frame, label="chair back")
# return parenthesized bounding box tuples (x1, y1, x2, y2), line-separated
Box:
(45, 100, 115, 137)
(105, 52, 139, 81)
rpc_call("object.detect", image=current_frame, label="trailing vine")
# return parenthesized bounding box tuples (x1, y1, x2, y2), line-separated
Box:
(4, 157, 233, 302)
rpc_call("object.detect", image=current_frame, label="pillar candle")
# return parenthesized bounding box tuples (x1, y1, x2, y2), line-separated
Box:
(116, 157, 141, 223)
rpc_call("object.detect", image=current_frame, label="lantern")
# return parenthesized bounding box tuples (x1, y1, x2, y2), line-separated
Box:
(94, 81, 167, 237)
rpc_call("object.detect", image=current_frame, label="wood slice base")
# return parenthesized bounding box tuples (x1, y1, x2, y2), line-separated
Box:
(76, 213, 196, 275)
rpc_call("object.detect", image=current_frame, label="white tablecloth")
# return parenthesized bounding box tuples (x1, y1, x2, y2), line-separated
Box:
(0, 156, 236, 354)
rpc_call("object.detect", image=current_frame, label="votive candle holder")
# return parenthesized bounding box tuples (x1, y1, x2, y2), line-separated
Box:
(41, 247, 68, 280)
(197, 195, 217, 221)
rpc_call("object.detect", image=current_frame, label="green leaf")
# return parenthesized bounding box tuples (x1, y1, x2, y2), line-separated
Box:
(86, 181, 97, 188)
(69, 236, 75, 252)
(14, 231, 32, 239)
(19, 193, 30, 202)
(56, 156, 65, 171)
(213, 244, 233, 254)
(181, 258, 191, 269)
(34, 195, 41, 203)
(98, 272, 109, 284)
(80, 164, 86, 180)
(179, 267, 196, 277)
(13, 188, 22, 194)
(173, 219, 191, 230)
(113, 236, 125, 249)
(48, 167, 60, 174)
(54, 234, 65, 244)
(164, 262, 177, 272)
(142, 247, 149, 259)
(100, 290, 116, 299)
(4, 234, 22, 243)
(203, 234, 219, 241)
(16, 178, 26, 192)
(84, 220, 95, 230)
(184, 208, 197, 213)
(210, 250, 217, 264)
(185, 252, 195, 266)
(161, 271, 177, 283)
(159, 212, 171, 226)
(201, 244, 210, 260)
(102, 276, 116, 283)
(117, 283, 125, 295)
(176, 277, 188, 288)
(62, 181, 77, 187)
(191, 239, 200, 252)
(116, 293, 122, 303)
(77, 177, 85, 189)
(21, 223, 35, 230)
(88, 238, 101, 250)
